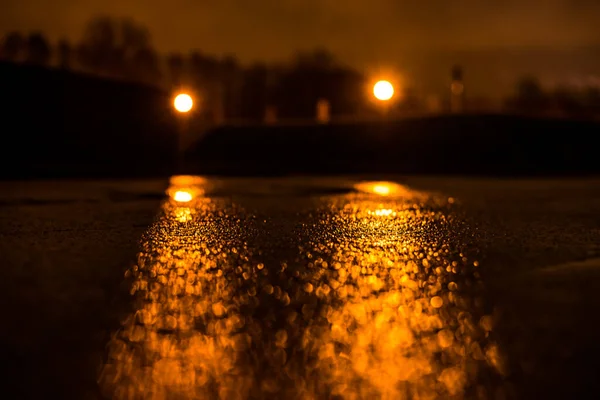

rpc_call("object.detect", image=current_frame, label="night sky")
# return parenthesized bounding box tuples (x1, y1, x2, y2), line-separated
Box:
(3, 0, 600, 98)
(2, 0, 600, 65)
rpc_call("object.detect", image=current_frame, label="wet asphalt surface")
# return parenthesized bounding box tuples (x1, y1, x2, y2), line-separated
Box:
(1, 176, 600, 399)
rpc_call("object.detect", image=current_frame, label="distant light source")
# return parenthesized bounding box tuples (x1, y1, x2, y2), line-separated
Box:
(174, 93, 193, 113)
(373, 80, 394, 101)
(173, 190, 193, 202)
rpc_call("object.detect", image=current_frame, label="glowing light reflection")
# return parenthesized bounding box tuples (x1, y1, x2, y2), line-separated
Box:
(100, 177, 507, 399)
(298, 196, 505, 398)
(369, 208, 395, 217)
(355, 181, 408, 197)
(173, 190, 193, 203)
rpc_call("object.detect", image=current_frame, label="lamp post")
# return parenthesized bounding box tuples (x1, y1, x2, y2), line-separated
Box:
(173, 93, 194, 174)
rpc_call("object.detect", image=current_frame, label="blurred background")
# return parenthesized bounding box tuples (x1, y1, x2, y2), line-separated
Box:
(1, 1, 599, 178)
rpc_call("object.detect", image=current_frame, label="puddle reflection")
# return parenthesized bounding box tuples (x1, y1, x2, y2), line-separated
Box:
(100, 179, 255, 399)
(298, 190, 507, 399)
(99, 178, 507, 399)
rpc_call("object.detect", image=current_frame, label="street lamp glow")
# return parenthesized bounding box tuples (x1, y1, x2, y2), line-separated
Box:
(373, 80, 394, 101)
(174, 93, 193, 113)
(355, 181, 407, 196)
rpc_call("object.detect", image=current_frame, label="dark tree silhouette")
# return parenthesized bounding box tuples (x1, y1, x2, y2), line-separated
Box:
(189, 51, 221, 94)
(120, 18, 150, 56)
(507, 76, 548, 114)
(189, 51, 204, 88)
(167, 53, 185, 86)
(294, 48, 336, 69)
(26, 32, 52, 66)
(220, 55, 243, 119)
(273, 49, 341, 119)
(188, 51, 224, 122)
(78, 16, 121, 74)
(57, 39, 73, 69)
(1, 31, 26, 61)
(240, 63, 269, 121)
(78, 16, 154, 79)
(517, 76, 544, 100)
(131, 47, 161, 85)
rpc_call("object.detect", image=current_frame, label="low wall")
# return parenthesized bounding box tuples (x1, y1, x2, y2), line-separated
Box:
(186, 115, 600, 176)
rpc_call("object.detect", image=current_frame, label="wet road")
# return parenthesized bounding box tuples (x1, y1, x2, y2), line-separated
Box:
(2, 177, 600, 399)
(98, 177, 502, 399)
